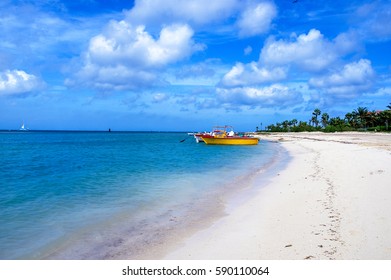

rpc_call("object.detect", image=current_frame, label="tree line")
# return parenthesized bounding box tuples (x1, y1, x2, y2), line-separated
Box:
(264, 103, 391, 133)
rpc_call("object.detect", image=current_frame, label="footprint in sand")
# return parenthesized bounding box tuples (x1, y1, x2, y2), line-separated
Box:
(370, 170, 385, 175)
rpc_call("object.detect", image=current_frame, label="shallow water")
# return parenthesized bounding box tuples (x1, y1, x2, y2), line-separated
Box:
(0, 131, 282, 259)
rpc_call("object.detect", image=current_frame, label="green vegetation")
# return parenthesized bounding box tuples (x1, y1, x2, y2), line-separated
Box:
(264, 103, 391, 133)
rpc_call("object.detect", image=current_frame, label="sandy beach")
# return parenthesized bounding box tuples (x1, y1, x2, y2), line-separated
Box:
(163, 132, 391, 260)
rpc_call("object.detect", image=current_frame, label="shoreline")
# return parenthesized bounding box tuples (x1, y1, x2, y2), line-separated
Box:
(133, 141, 288, 260)
(161, 132, 391, 259)
(38, 139, 283, 260)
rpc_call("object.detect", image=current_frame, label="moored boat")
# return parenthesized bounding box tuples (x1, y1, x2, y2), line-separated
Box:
(200, 126, 259, 145)
(194, 132, 208, 143)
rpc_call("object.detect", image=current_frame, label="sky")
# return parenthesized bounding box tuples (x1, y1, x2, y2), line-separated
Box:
(0, 0, 390, 131)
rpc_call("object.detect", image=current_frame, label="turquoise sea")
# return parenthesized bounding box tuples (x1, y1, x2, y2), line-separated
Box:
(0, 131, 285, 259)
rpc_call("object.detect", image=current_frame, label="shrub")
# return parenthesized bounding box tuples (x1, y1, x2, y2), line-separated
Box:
(324, 125, 337, 133)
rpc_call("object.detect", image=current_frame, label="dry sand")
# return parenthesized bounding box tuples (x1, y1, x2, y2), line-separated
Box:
(163, 132, 391, 260)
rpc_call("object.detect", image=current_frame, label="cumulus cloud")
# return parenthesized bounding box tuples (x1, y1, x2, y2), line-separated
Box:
(333, 31, 361, 54)
(222, 29, 359, 91)
(219, 62, 286, 87)
(88, 21, 202, 68)
(217, 84, 303, 108)
(216, 28, 364, 109)
(126, 0, 276, 37)
(260, 29, 354, 72)
(309, 59, 375, 98)
(126, 0, 238, 27)
(0, 70, 44, 96)
(69, 0, 280, 93)
(237, 1, 277, 37)
(70, 21, 204, 91)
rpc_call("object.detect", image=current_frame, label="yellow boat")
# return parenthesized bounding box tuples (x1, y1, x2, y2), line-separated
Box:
(200, 126, 259, 145)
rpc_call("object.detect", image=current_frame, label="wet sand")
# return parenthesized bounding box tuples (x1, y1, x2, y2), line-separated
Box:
(162, 132, 391, 259)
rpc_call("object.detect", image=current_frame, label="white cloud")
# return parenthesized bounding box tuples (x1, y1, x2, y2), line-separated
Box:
(70, 21, 204, 91)
(152, 93, 169, 103)
(126, 0, 276, 38)
(67, 64, 164, 91)
(374, 87, 391, 96)
(126, 0, 239, 27)
(244, 46, 253, 55)
(260, 29, 349, 72)
(0, 70, 44, 96)
(219, 62, 286, 87)
(88, 21, 202, 68)
(333, 31, 361, 55)
(354, 2, 391, 41)
(175, 61, 216, 79)
(0, 4, 105, 65)
(216, 28, 364, 109)
(217, 84, 303, 108)
(64, 0, 274, 93)
(309, 59, 375, 98)
(237, 1, 277, 37)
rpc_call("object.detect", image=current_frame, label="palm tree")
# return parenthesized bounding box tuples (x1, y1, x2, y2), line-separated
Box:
(329, 117, 345, 130)
(351, 110, 360, 128)
(354, 106, 368, 128)
(345, 112, 354, 128)
(379, 110, 391, 130)
(310, 116, 317, 128)
(367, 110, 380, 128)
(298, 121, 309, 131)
(282, 120, 290, 131)
(321, 113, 329, 128)
(312, 108, 321, 128)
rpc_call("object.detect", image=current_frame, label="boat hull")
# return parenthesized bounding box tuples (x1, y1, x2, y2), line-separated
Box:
(194, 134, 205, 143)
(201, 136, 259, 145)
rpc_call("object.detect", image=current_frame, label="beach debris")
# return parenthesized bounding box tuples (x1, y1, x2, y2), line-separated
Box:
(304, 255, 315, 260)
(285, 244, 293, 248)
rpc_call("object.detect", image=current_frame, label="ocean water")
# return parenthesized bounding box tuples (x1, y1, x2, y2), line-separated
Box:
(0, 131, 284, 259)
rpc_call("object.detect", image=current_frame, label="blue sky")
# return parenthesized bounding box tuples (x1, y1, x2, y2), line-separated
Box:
(0, 0, 390, 131)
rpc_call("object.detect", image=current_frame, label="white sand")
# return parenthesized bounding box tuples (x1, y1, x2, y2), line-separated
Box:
(163, 132, 391, 260)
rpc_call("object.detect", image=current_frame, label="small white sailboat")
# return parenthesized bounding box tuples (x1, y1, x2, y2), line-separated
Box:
(20, 122, 28, 131)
